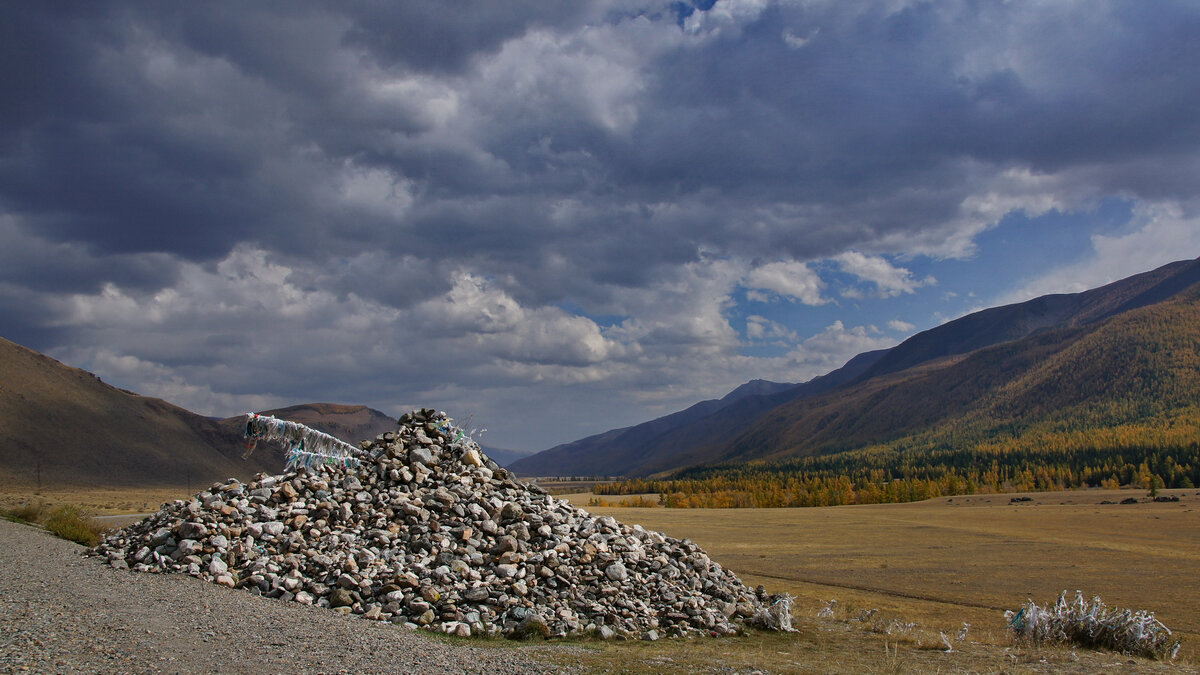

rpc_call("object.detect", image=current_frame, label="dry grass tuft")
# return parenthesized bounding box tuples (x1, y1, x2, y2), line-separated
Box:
(43, 504, 109, 547)
(3, 502, 112, 547)
(1, 500, 47, 524)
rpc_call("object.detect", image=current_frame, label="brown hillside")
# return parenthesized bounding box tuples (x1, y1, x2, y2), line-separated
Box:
(514, 257, 1200, 478)
(0, 337, 279, 489)
(708, 288, 1200, 466)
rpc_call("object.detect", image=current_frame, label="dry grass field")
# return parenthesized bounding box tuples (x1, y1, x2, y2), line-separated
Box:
(0, 486, 194, 517)
(6, 483, 1196, 673)
(562, 487, 1199, 672)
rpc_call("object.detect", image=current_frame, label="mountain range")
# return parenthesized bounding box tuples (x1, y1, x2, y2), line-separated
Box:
(510, 256, 1200, 478)
(3, 256, 1197, 490)
(0, 339, 535, 490)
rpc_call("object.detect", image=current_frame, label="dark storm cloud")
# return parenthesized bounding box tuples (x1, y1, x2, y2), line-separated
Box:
(5, 0, 1200, 448)
(6, 0, 1193, 285)
(604, 1, 1200, 253)
(338, 1, 594, 74)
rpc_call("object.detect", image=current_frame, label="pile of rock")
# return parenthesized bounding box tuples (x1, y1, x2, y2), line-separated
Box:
(92, 409, 782, 639)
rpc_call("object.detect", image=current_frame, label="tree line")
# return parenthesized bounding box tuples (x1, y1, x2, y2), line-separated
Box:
(595, 417, 1200, 508)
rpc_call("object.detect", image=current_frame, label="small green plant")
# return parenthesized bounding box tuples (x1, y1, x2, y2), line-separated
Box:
(42, 504, 108, 547)
(1148, 475, 1165, 498)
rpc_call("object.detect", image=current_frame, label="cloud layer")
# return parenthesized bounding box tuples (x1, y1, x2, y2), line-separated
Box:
(3, 1, 1200, 449)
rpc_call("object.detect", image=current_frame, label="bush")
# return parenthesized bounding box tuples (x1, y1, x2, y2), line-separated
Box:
(43, 504, 108, 547)
(1, 501, 47, 523)
(1006, 590, 1181, 660)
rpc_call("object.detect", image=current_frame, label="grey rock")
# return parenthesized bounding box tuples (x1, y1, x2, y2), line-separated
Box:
(605, 562, 628, 582)
(510, 613, 550, 640)
(500, 502, 524, 522)
(409, 447, 433, 466)
(463, 587, 490, 602)
(176, 539, 201, 557)
(177, 521, 207, 539)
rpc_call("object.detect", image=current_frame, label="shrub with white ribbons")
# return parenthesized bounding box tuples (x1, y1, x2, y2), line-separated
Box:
(242, 412, 363, 469)
(1006, 590, 1180, 660)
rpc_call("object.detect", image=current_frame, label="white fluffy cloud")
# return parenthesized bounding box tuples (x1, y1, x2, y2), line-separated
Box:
(997, 200, 1200, 303)
(782, 321, 896, 378)
(745, 315, 797, 342)
(742, 261, 829, 305)
(52, 248, 643, 404)
(834, 251, 935, 299)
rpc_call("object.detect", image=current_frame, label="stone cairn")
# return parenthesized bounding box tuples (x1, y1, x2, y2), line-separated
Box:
(92, 409, 790, 639)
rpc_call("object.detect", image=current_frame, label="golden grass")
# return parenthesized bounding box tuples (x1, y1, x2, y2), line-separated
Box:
(0, 486, 192, 516)
(42, 504, 110, 547)
(1, 499, 47, 523)
(555, 487, 1200, 672)
(587, 494, 662, 508)
(1, 500, 114, 547)
(544, 622, 1170, 674)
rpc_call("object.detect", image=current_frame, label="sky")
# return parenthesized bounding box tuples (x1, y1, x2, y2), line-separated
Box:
(3, 0, 1200, 452)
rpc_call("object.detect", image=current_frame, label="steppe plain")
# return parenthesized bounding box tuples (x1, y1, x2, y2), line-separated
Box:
(2, 485, 1196, 673)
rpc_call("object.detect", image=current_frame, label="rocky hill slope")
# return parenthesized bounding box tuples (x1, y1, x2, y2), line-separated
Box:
(508, 357, 882, 477)
(0, 337, 277, 488)
(705, 260, 1200, 467)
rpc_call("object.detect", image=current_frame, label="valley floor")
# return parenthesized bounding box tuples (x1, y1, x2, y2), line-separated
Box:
(2, 486, 1196, 673)
(577, 487, 1200, 669)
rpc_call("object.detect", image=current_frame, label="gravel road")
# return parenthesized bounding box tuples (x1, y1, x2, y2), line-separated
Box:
(0, 520, 576, 674)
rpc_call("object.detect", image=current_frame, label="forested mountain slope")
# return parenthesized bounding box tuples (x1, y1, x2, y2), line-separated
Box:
(604, 287, 1200, 505)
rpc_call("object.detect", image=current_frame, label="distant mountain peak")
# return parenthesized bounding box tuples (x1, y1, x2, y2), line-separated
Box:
(720, 379, 796, 402)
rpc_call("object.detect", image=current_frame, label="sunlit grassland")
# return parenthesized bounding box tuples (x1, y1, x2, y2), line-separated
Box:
(0, 486, 193, 516)
(6, 483, 1196, 672)
(559, 487, 1199, 672)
